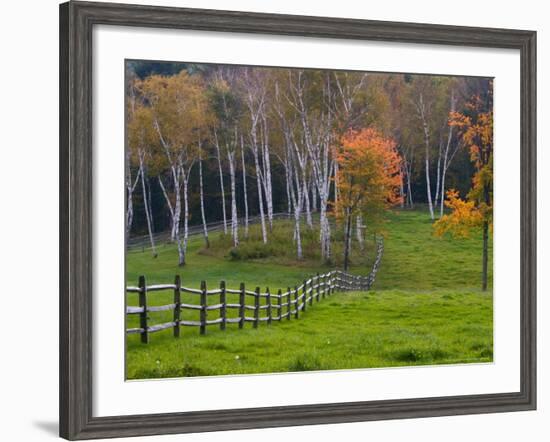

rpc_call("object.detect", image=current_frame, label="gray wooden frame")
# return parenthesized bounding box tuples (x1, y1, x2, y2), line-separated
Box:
(59, 1, 537, 439)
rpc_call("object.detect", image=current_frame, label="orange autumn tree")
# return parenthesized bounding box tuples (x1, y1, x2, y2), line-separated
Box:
(434, 88, 493, 291)
(335, 127, 402, 271)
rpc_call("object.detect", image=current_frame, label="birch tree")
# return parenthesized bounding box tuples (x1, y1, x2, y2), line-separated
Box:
(209, 69, 244, 247)
(273, 77, 304, 258)
(240, 135, 249, 238)
(272, 81, 294, 219)
(287, 71, 345, 261)
(384, 74, 417, 209)
(198, 137, 209, 248)
(260, 113, 274, 230)
(127, 98, 158, 257)
(214, 138, 227, 234)
(125, 69, 140, 238)
(140, 71, 208, 266)
(125, 140, 140, 238)
(410, 77, 438, 220)
(288, 145, 305, 259)
(437, 90, 462, 217)
(242, 68, 268, 244)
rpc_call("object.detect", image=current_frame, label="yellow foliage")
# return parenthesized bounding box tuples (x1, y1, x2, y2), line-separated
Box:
(434, 189, 483, 238)
(436, 88, 493, 239)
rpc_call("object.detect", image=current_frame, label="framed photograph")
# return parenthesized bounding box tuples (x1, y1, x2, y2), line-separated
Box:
(59, 1, 536, 439)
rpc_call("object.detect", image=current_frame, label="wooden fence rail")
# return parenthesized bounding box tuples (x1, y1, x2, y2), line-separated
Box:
(127, 236, 383, 343)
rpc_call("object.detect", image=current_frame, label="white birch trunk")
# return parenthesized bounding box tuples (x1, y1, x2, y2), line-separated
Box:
(139, 154, 157, 257)
(439, 92, 457, 218)
(285, 160, 292, 217)
(302, 171, 313, 228)
(198, 147, 209, 248)
(440, 166, 447, 217)
(294, 71, 333, 261)
(418, 94, 435, 220)
(241, 136, 249, 238)
(180, 173, 190, 266)
(125, 155, 140, 239)
(434, 139, 443, 208)
(158, 175, 174, 224)
(311, 178, 318, 212)
(319, 189, 331, 261)
(405, 155, 414, 208)
(173, 170, 183, 265)
(228, 152, 239, 247)
(158, 169, 180, 243)
(214, 136, 228, 234)
(399, 166, 405, 208)
(126, 185, 134, 238)
(147, 176, 154, 232)
(356, 215, 365, 254)
(424, 154, 434, 220)
(244, 70, 268, 244)
(407, 174, 414, 207)
(252, 145, 268, 244)
(260, 116, 274, 230)
(333, 156, 339, 209)
(289, 153, 303, 259)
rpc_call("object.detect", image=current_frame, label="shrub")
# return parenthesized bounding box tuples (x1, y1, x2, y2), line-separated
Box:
(229, 242, 277, 260)
(206, 217, 376, 266)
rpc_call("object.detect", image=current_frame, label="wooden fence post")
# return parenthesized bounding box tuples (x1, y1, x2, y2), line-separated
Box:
(322, 273, 326, 299)
(277, 289, 282, 321)
(239, 282, 245, 329)
(173, 275, 181, 338)
(138, 275, 149, 344)
(266, 287, 272, 325)
(200, 280, 207, 335)
(309, 278, 314, 306)
(287, 287, 291, 320)
(294, 285, 299, 319)
(302, 280, 307, 312)
(316, 273, 320, 302)
(254, 287, 260, 328)
(220, 280, 226, 331)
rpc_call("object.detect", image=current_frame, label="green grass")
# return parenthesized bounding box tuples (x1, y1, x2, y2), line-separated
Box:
(126, 209, 493, 379)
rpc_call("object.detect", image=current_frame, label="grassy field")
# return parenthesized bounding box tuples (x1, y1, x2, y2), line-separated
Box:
(126, 209, 493, 379)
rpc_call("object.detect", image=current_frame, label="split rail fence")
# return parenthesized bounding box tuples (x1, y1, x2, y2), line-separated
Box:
(127, 236, 383, 343)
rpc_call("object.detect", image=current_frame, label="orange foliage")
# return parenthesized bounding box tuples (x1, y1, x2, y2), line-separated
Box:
(335, 127, 402, 222)
(436, 88, 493, 239)
(434, 189, 483, 238)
